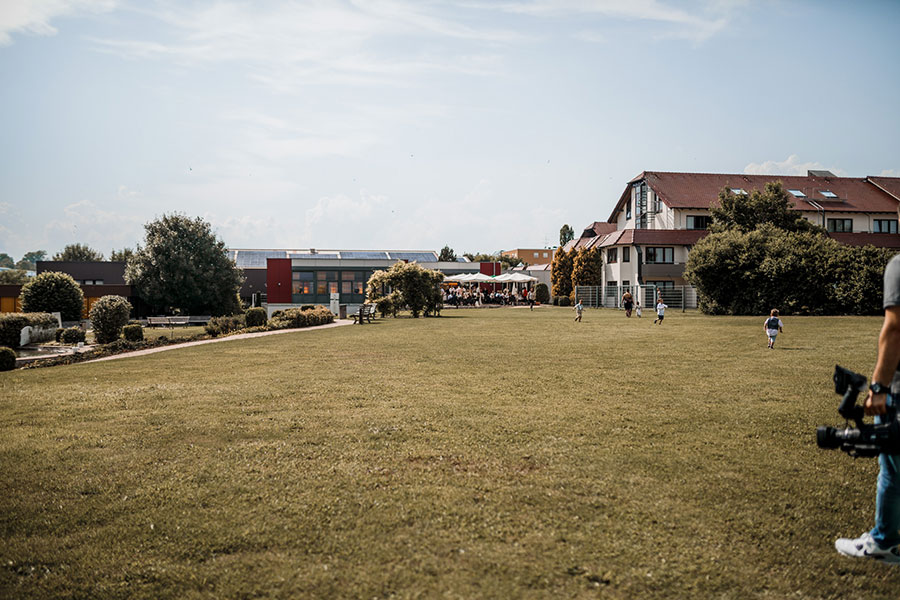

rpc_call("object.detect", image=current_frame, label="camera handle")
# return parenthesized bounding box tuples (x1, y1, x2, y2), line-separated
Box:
(835, 365, 868, 428)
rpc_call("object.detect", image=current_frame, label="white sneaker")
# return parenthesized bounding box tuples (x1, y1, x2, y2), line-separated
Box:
(835, 532, 900, 563)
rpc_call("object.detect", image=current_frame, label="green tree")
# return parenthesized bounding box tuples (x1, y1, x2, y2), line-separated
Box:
(463, 252, 524, 270)
(53, 243, 104, 261)
(571, 247, 603, 287)
(366, 261, 444, 318)
(0, 270, 31, 284)
(125, 214, 244, 316)
(551, 246, 574, 300)
(534, 282, 550, 304)
(710, 181, 823, 234)
(0, 253, 14, 268)
(109, 248, 135, 262)
(15, 250, 46, 271)
(89, 295, 132, 344)
(438, 245, 457, 262)
(20, 271, 85, 321)
(560, 224, 575, 246)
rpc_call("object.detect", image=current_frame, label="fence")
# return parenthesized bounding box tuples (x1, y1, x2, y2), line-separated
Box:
(574, 284, 698, 311)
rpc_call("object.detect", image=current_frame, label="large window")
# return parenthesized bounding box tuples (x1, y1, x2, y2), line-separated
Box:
(622, 247, 630, 262)
(292, 271, 314, 295)
(827, 219, 853, 233)
(645, 247, 674, 264)
(686, 215, 712, 230)
(874, 219, 898, 234)
(607, 248, 618, 263)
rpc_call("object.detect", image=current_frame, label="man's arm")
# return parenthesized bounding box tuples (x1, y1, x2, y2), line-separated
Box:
(865, 305, 900, 416)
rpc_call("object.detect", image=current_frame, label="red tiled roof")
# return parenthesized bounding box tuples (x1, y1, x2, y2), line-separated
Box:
(597, 229, 708, 247)
(608, 171, 900, 221)
(827, 232, 900, 249)
(869, 177, 900, 201)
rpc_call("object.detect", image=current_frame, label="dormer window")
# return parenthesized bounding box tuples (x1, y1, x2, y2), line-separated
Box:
(788, 189, 806, 198)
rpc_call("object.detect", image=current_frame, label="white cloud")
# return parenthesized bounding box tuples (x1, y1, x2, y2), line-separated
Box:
(743, 155, 846, 177)
(879, 169, 900, 178)
(0, 0, 116, 46)
(498, 0, 734, 43)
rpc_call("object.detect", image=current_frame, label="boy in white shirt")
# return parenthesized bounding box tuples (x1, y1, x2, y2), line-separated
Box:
(653, 301, 668, 325)
(574, 298, 583, 322)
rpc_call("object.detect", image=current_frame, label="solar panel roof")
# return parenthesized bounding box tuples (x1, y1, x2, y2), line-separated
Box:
(389, 252, 438, 262)
(235, 250, 288, 268)
(288, 253, 339, 259)
(341, 251, 389, 259)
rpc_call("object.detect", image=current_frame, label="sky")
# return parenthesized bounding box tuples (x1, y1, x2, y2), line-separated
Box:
(1, 0, 899, 260)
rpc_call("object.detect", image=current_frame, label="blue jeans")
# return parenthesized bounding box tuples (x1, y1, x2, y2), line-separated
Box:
(870, 402, 900, 548)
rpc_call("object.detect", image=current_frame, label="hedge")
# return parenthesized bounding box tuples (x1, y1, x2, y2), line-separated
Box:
(0, 313, 57, 349)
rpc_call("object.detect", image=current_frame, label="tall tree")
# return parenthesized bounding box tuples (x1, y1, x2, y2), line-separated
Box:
(438, 245, 457, 262)
(559, 224, 575, 246)
(571, 247, 604, 287)
(53, 243, 104, 261)
(0, 270, 30, 284)
(0, 253, 14, 268)
(125, 214, 244, 316)
(463, 252, 524, 270)
(15, 250, 46, 271)
(109, 248, 135, 262)
(551, 246, 575, 299)
(710, 181, 822, 234)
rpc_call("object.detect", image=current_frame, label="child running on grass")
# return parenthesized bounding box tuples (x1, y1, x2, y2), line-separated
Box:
(635, 301, 642, 318)
(574, 298, 583, 322)
(764, 309, 784, 349)
(653, 300, 668, 325)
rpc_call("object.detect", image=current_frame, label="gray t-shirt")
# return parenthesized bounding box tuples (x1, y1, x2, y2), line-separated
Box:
(885, 254, 900, 309)
(883, 254, 900, 390)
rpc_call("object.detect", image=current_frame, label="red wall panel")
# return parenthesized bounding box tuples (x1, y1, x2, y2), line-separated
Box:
(267, 258, 292, 303)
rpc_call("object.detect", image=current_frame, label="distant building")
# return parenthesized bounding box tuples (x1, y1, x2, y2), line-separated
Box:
(501, 248, 556, 265)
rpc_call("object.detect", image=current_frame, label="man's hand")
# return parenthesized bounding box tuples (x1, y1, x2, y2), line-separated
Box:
(865, 390, 889, 416)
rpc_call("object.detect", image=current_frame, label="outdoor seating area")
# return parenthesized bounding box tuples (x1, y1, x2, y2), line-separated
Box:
(351, 304, 377, 324)
(146, 316, 209, 327)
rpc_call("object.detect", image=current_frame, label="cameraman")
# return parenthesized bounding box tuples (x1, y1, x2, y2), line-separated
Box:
(835, 253, 900, 563)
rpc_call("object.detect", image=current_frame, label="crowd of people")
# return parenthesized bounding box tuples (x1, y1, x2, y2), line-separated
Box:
(442, 286, 534, 308)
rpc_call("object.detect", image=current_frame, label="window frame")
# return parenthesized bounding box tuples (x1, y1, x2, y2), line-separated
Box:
(644, 247, 675, 264)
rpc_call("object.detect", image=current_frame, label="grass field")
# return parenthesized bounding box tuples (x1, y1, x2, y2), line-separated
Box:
(3, 306, 900, 599)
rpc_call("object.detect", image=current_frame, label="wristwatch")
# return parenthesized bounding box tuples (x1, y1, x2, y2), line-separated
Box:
(870, 382, 890, 395)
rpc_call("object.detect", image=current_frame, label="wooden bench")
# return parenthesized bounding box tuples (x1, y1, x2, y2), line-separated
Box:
(352, 304, 377, 324)
(147, 317, 169, 327)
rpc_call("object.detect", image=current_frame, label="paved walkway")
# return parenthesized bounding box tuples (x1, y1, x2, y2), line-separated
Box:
(84, 320, 353, 363)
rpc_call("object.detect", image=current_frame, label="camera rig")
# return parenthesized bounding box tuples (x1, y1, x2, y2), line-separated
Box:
(816, 365, 900, 457)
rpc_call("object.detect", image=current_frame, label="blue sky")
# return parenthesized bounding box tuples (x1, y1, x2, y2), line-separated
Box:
(1, 0, 898, 260)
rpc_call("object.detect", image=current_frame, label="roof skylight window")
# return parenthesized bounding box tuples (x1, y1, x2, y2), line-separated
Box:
(788, 189, 806, 197)
(820, 190, 838, 198)
(729, 187, 746, 195)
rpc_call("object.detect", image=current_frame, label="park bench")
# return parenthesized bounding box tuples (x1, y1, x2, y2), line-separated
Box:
(352, 304, 377, 324)
(188, 316, 211, 325)
(146, 316, 191, 327)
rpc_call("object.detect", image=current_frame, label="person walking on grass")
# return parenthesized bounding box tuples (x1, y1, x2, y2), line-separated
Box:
(764, 309, 784, 349)
(622, 291, 634, 317)
(528, 288, 535, 311)
(574, 298, 583, 322)
(834, 251, 900, 564)
(653, 299, 668, 324)
(635, 301, 642, 318)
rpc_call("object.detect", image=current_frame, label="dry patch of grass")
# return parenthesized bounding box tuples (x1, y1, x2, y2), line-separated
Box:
(2, 307, 900, 598)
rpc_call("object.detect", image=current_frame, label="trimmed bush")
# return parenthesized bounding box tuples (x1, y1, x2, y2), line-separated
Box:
(535, 283, 550, 304)
(20, 271, 85, 321)
(245, 307, 267, 328)
(61, 327, 86, 344)
(123, 324, 144, 342)
(0, 312, 57, 349)
(558, 296, 571, 307)
(268, 306, 334, 330)
(90, 295, 133, 344)
(205, 314, 245, 337)
(0, 346, 16, 371)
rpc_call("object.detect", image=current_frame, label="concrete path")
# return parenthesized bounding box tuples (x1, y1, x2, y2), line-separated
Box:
(84, 320, 353, 363)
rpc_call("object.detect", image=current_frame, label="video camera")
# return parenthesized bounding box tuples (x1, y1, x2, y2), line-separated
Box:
(816, 365, 900, 457)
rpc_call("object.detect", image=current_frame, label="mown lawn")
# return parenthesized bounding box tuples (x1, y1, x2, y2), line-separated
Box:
(2, 307, 899, 599)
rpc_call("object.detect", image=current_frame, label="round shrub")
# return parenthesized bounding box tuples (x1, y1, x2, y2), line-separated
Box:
(558, 296, 571, 307)
(535, 283, 550, 304)
(0, 346, 16, 371)
(61, 327, 86, 344)
(122, 323, 144, 342)
(20, 271, 85, 321)
(90, 295, 133, 344)
(245, 307, 267, 328)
